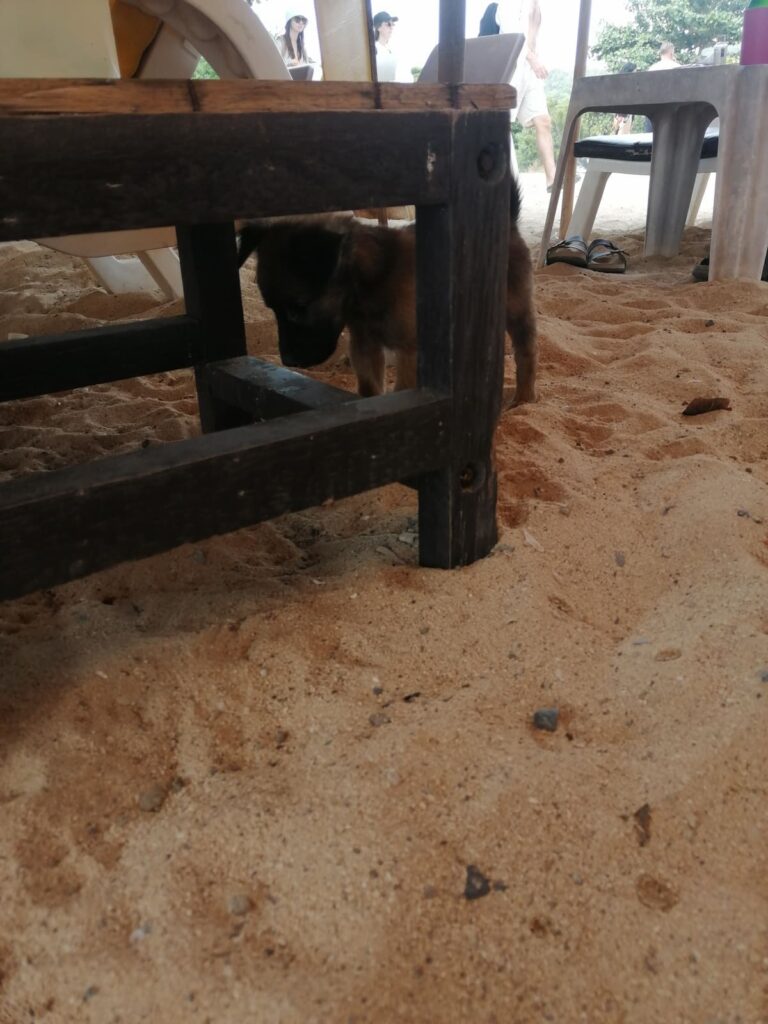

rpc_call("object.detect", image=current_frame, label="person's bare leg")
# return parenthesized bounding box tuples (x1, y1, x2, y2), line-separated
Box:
(532, 113, 557, 188)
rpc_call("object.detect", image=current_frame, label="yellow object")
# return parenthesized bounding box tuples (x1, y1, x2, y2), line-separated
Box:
(109, 0, 161, 78)
(0, 0, 119, 77)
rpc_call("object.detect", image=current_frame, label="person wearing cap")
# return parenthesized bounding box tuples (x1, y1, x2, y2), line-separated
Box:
(373, 11, 399, 82)
(275, 8, 313, 67)
(493, 0, 556, 190)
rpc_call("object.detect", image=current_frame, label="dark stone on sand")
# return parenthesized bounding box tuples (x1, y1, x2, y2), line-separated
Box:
(227, 893, 252, 916)
(138, 782, 168, 813)
(532, 708, 559, 732)
(464, 864, 491, 900)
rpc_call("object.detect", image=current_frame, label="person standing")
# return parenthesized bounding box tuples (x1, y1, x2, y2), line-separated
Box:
(372, 11, 399, 82)
(275, 9, 313, 68)
(648, 41, 680, 71)
(491, 0, 557, 190)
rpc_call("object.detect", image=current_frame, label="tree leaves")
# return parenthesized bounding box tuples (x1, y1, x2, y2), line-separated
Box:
(592, 0, 744, 69)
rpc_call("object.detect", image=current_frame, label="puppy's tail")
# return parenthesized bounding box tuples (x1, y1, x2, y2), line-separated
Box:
(509, 174, 523, 227)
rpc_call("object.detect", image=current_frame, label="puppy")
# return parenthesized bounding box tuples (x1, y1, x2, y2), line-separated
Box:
(238, 179, 536, 405)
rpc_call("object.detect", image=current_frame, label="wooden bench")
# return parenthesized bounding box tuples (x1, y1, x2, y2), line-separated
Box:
(0, 78, 515, 601)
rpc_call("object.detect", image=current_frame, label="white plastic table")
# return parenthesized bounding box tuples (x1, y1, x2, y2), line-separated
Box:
(541, 64, 768, 281)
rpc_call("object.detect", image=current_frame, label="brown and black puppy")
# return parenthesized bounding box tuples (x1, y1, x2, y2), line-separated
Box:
(238, 178, 536, 404)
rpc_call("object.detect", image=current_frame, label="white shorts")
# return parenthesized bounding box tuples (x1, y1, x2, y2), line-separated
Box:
(510, 56, 549, 128)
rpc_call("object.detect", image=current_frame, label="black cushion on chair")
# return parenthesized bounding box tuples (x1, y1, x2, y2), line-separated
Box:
(574, 129, 719, 162)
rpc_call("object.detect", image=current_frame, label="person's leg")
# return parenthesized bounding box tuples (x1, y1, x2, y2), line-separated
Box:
(515, 67, 556, 189)
(531, 112, 556, 188)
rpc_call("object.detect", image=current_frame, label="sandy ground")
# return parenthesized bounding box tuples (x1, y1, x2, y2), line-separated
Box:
(1, 173, 768, 1024)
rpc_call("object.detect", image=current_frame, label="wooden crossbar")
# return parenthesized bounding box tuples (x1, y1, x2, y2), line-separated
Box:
(0, 110, 452, 239)
(0, 79, 516, 116)
(0, 317, 201, 402)
(204, 358, 356, 419)
(0, 390, 451, 601)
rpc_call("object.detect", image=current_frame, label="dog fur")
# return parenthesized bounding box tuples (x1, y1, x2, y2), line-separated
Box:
(237, 179, 536, 405)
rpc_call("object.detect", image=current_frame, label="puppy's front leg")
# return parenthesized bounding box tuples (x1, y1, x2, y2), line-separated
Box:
(350, 336, 386, 397)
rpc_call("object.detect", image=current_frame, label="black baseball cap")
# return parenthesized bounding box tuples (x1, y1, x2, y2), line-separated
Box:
(373, 11, 399, 27)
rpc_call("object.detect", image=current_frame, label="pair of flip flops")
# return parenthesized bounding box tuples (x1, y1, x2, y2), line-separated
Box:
(546, 235, 627, 274)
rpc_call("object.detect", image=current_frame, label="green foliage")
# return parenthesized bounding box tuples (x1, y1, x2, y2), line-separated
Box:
(592, 0, 744, 69)
(514, 0, 745, 171)
(193, 57, 218, 80)
(513, 75, 613, 173)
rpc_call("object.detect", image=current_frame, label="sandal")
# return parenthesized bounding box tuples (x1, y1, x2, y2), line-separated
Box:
(692, 256, 709, 282)
(693, 250, 768, 282)
(586, 238, 627, 274)
(545, 234, 588, 268)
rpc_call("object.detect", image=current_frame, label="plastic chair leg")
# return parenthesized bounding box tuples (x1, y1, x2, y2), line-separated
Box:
(538, 105, 580, 263)
(568, 166, 610, 239)
(686, 172, 711, 227)
(138, 249, 184, 301)
(86, 255, 165, 296)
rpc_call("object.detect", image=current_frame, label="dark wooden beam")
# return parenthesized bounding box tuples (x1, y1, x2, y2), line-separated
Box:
(175, 222, 248, 432)
(0, 390, 451, 600)
(0, 316, 201, 402)
(416, 111, 509, 567)
(0, 110, 454, 240)
(203, 357, 356, 419)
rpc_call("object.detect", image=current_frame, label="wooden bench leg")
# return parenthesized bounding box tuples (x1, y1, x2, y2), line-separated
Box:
(416, 112, 509, 568)
(176, 222, 249, 432)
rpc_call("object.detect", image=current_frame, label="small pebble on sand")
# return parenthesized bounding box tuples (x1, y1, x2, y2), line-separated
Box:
(138, 783, 168, 813)
(532, 708, 559, 732)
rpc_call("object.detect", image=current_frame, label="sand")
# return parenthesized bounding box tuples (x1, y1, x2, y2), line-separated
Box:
(1, 174, 767, 1024)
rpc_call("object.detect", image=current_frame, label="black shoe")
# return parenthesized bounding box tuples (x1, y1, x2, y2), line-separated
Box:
(692, 249, 768, 282)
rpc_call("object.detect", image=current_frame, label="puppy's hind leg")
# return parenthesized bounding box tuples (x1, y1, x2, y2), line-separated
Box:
(350, 337, 386, 397)
(394, 348, 417, 391)
(506, 306, 538, 407)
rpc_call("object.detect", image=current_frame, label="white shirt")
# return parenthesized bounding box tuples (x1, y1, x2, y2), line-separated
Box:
(494, 0, 530, 35)
(648, 57, 680, 71)
(375, 42, 397, 82)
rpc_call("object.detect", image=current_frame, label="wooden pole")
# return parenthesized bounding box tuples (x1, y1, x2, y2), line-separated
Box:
(438, 0, 465, 84)
(559, 0, 591, 238)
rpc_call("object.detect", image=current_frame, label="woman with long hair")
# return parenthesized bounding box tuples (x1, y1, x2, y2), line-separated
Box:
(275, 8, 311, 67)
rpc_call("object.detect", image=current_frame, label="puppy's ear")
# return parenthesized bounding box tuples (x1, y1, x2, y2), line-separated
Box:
(343, 229, 391, 285)
(289, 228, 344, 286)
(237, 222, 269, 268)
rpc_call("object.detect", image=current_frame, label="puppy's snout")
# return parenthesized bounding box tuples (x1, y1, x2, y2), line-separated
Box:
(276, 317, 343, 369)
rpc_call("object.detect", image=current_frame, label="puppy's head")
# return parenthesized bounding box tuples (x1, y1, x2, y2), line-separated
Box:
(239, 219, 348, 369)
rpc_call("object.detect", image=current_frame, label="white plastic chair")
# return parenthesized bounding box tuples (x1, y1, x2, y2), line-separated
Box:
(418, 34, 526, 177)
(540, 0, 768, 281)
(567, 130, 718, 241)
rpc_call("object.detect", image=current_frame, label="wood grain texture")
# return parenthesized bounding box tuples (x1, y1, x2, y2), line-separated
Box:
(204, 357, 356, 420)
(176, 223, 247, 432)
(0, 111, 453, 239)
(416, 111, 510, 568)
(0, 79, 515, 116)
(0, 391, 451, 600)
(0, 317, 200, 402)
